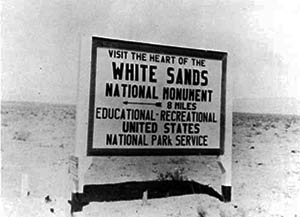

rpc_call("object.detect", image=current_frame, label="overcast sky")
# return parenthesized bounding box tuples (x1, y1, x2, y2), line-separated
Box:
(2, 0, 300, 108)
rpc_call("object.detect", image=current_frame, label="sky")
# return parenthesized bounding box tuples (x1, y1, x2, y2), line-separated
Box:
(1, 0, 300, 113)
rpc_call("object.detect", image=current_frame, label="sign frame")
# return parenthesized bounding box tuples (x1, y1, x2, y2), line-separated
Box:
(86, 36, 228, 156)
(70, 36, 232, 213)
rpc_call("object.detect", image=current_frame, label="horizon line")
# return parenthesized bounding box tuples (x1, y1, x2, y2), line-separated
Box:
(1, 99, 299, 116)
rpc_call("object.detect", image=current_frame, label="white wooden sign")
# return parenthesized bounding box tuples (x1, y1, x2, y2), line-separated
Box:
(82, 37, 227, 156)
(71, 36, 232, 207)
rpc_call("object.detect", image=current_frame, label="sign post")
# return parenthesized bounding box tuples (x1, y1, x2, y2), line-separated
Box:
(69, 36, 232, 214)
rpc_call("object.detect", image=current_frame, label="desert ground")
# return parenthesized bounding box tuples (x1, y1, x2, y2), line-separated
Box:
(1, 101, 300, 217)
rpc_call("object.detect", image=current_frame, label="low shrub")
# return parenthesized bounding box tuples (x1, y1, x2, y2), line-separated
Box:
(157, 167, 188, 181)
(13, 130, 31, 141)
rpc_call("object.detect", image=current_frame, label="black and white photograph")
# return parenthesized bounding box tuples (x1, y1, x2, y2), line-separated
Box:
(1, 0, 300, 216)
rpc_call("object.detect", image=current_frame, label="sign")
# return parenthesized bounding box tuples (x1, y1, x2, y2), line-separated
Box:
(86, 37, 227, 156)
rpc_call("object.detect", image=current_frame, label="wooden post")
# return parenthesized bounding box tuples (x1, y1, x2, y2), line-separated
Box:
(142, 190, 148, 205)
(74, 35, 93, 192)
(69, 35, 93, 216)
(218, 55, 232, 202)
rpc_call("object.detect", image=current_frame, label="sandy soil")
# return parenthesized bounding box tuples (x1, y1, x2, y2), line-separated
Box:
(1, 101, 300, 217)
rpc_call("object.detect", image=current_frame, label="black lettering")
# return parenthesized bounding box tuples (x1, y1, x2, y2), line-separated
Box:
(175, 68, 183, 84)
(201, 70, 208, 86)
(125, 63, 134, 80)
(166, 67, 174, 84)
(105, 83, 113, 97)
(140, 64, 148, 82)
(149, 65, 157, 82)
(184, 68, 192, 85)
(112, 62, 124, 80)
(192, 69, 200, 85)
(108, 50, 114, 58)
(96, 108, 101, 119)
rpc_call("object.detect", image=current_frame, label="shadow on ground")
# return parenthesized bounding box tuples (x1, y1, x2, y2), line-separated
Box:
(69, 180, 223, 212)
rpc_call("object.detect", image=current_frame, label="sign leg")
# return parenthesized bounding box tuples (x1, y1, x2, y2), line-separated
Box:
(69, 156, 92, 215)
(78, 157, 93, 192)
(219, 72, 233, 202)
(221, 185, 232, 202)
(217, 156, 232, 202)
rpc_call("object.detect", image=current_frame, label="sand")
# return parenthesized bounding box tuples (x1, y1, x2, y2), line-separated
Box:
(1, 101, 300, 216)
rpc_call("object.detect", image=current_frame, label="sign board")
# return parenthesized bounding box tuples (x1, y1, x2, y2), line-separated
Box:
(85, 37, 227, 156)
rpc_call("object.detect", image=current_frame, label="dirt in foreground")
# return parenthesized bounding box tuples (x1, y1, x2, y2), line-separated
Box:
(1, 102, 300, 217)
